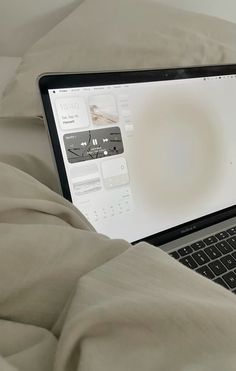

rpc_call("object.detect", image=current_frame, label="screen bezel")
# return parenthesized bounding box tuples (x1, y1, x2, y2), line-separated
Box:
(38, 64, 236, 246)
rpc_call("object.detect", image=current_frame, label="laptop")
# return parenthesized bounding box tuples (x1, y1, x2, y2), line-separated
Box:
(38, 65, 236, 293)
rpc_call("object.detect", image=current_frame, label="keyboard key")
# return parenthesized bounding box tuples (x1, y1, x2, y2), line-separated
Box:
(215, 241, 233, 255)
(192, 251, 210, 266)
(214, 277, 229, 289)
(203, 236, 218, 246)
(196, 265, 215, 279)
(191, 240, 205, 251)
(209, 260, 227, 276)
(220, 254, 236, 270)
(227, 227, 236, 236)
(227, 237, 236, 249)
(222, 271, 236, 289)
(179, 256, 198, 269)
(169, 251, 179, 259)
(215, 231, 230, 240)
(232, 252, 236, 260)
(204, 245, 222, 260)
(178, 246, 193, 257)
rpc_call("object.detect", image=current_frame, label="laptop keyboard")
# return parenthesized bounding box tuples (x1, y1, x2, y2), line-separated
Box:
(169, 226, 236, 293)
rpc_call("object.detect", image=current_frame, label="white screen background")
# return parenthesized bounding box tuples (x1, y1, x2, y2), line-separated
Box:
(49, 75, 236, 242)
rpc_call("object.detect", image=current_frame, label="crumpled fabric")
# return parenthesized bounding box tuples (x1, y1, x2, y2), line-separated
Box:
(0, 156, 236, 371)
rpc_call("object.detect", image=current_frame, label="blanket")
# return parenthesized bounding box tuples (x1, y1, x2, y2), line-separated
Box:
(1, 156, 236, 371)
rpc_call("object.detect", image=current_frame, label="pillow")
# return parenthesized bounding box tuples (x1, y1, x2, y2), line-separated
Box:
(0, 57, 21, 99)
(0, 0, 84, 56)
(1, 0, 236, 118)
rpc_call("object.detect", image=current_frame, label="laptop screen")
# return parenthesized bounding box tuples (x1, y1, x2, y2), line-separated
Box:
(48, 73, 236, 242)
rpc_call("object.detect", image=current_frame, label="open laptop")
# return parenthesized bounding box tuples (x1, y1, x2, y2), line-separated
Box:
(39, 65, 236, 293)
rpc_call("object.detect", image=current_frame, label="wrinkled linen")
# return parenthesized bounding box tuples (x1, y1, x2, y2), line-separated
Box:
(1, 156, 236, 371)
(1, 0, 236, 368)
(0, 117, 59, 192)
(2, 0, 236, 117)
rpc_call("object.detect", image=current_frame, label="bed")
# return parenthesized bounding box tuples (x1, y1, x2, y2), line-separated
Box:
(1, 1, 236, 370)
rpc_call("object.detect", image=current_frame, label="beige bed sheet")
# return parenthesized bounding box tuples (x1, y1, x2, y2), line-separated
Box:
(1, 0, 236, 118)
(0, 155, 236, 371)
(0, 118, 59, 192)
(1, 1, 236, 369)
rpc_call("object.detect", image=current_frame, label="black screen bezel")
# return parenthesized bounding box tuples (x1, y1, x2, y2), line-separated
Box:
(38, 64, 236, 246)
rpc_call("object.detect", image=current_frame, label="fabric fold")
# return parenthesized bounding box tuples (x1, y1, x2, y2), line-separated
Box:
(1, 152, 236, 371)
(0, 161, 129, 334)
(54, 244, 236, 371)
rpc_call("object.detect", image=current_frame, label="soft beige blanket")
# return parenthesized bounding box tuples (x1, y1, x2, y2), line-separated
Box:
(1, 156, 236, 371)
